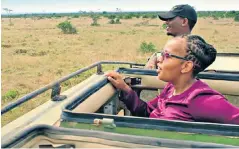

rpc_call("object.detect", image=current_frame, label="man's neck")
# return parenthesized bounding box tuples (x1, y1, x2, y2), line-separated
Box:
(175, 31, 191, 37)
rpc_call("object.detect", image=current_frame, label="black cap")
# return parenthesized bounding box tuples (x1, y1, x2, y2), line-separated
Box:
(158, 4, 197, 23)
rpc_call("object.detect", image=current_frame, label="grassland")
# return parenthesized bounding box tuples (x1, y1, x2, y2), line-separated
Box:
(1, 16, 239, 126)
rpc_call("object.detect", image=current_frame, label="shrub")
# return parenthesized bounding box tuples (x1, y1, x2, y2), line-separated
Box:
(142, 15, 150, 18)
(15, 49, 27, 54)
(115, 18, 121, 24)
(124, 15, 133, 19)
(72, 15, 80, 18)
(2, 90, 19, 102)
(234, 15, 239, 22)
(107, 15, 116, 19)
(91, 16, 100, 26)
(57, 21, 77, 34)
(162, 24, 167, 29)
(136, 15, 141, 18)
(30, 50, 48, 56)
(109, 18, 121, 24)
(150, 15, 157, 19)
(2, 44, 11, 48)
(118, 15, 123, 19)
(108, 19, 115, 24)
(212, 15, 219, 20)
(37, 16, 44, 20)
(139, 41, 156, 53)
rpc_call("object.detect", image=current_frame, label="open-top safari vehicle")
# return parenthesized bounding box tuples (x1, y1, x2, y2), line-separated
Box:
(1, 53, 239, 148)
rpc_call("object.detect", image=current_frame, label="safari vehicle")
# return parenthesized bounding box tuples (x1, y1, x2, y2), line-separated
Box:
(1, 53, 239, 148)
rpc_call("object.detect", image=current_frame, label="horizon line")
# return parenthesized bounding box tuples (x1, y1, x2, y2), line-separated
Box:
(2, 9, 239, 15)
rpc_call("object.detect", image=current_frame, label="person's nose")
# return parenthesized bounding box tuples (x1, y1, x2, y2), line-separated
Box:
(165, 20, 169, 25)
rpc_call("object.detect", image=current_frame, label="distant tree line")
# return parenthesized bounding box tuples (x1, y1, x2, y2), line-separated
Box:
(1, 11, 239, 20)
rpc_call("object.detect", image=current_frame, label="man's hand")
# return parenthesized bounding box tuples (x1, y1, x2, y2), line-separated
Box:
(145, 53, 157, 69)
(105, 71, 132, 93)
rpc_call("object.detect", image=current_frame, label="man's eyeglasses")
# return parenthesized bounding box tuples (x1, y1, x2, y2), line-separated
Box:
(156, 51, 188, 61)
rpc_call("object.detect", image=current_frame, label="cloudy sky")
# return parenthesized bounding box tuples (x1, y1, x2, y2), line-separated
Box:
(1, 0, 239, 14)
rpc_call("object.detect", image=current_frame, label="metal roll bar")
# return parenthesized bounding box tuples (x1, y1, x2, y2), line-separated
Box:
(1, 61, 144, 115)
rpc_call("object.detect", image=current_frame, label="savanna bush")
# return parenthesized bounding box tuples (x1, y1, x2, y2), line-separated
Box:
(2, 90, 19, 102)
(115, 18, 121, 24)
(118, 15, 123, 19)
(142, 15, 150, 18)
(91, 16, 100, 26)
(212, 15, 219, 20)
(108, 18, 121, 24)
(124, 15, 133, 19)
(15, 49, 27, 54)
(162, 24, 167, 29)
(107, 15, 116, 19)
(109, 19, 115, 24)
(136, 15, 141, 18)
(37, 16, 44, 20)
(139, 41, 156, 53)
(234, 15, 239, 22)
(72, 15, 80, 18)
(30, 50, 48, 56)
(57, 21, 77, 34)
(150, 15, 157, 19)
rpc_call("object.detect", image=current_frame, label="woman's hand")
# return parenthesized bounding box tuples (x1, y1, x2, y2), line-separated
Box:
(105, 71, 132, 93)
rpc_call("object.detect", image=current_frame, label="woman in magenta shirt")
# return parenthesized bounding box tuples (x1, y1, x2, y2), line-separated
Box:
(106, 35, 239, 124)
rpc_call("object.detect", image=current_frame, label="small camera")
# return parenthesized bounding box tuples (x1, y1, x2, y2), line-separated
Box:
(124, 77, 141, 85)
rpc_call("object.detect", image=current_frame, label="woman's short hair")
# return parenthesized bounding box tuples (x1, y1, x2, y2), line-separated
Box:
(182, 35, 217, 76)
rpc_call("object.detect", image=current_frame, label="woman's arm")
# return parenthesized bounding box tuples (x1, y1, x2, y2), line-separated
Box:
(105, 71, 157, 117)
(121, 90, 158, 117)
(189, 95, 239, 124)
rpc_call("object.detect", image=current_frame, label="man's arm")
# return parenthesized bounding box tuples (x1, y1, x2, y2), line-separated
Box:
(145, 53, 157, 69)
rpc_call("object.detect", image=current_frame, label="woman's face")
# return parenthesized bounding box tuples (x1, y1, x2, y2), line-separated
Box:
(156, 37, 189, 82)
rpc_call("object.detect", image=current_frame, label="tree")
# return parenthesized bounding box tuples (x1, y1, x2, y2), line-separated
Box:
(116, 8, 122, 13)
(3, 8, 13, 25)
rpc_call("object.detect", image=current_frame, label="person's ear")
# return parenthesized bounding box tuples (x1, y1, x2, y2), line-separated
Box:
(181, 18, 188, 27)
(181, 61, 194, 73)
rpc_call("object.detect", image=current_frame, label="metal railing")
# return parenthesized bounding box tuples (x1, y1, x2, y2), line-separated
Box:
(1, 61, 144, 115)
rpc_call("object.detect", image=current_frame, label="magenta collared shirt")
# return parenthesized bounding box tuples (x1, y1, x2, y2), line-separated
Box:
(122, 80, 239, 124)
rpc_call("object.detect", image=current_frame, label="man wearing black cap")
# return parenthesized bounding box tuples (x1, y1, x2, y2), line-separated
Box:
(158, 4, 197, 36)
(145, 4, 197, 68)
